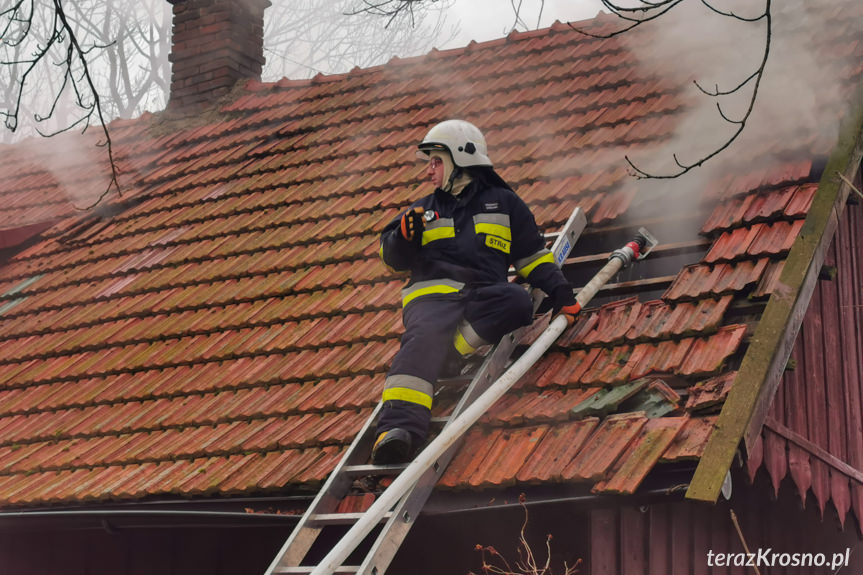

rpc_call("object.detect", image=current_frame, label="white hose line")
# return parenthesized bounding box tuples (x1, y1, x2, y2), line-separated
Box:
(310, 256, 626, 575)
(310, 313, 571, 575)
(576, 256, 623, 308)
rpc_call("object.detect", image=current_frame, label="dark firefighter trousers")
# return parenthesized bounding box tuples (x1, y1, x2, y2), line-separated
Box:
(377, 282, 534, 446)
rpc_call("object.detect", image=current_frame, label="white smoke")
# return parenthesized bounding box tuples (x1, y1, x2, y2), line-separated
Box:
(612, 0, 849, 221)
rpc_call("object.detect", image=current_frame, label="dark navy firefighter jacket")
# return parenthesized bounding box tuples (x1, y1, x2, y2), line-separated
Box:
(379, 179, 570, 307)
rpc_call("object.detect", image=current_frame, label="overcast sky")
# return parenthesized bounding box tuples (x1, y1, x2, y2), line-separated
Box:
(444, 0, 604, 48)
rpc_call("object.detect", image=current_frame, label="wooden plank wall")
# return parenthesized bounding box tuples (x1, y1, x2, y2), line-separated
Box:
(588, 471, 861, 574)
(0, 473, 858, 575)
(0, 521, 294, 575)
(757, 199, 863, 530)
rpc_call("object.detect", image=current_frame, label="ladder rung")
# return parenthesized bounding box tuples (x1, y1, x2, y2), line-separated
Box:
(264, 207, 587, 575)
(342, 463, 408, 476)
(272, 567, 359, 574)
(436, 373, 475, 385)
(309, 512, 393, 526)
(430, 416, 451, 425)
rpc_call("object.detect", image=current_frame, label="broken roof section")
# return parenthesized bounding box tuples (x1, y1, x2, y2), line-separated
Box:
(0, 0, 859, 524)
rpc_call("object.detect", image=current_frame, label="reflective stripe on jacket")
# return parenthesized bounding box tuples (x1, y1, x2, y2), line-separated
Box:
(379, 179, 569, 303)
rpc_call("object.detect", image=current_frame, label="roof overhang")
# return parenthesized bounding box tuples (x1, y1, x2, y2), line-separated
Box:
(687, 79, 863, 502)
(0, 495, 309, 532)
(425, 462, 696, 517)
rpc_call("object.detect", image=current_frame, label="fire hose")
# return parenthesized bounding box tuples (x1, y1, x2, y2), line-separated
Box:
(310, 228, 658, 575)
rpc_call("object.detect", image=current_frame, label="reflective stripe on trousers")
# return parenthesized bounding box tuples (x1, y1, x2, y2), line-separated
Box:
(379, 282, 533, 442)
(382, 374, 434, 409)
(453, 319, 489, 356)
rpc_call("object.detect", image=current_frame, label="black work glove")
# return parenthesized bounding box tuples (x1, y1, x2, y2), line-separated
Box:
(399, 207, 425, 246)
(537, 284, 576, 315)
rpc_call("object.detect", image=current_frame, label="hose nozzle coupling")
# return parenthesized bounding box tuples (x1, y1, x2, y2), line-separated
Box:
(609, 227, 659, 268)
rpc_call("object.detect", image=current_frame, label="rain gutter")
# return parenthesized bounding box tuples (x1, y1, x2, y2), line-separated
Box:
(424, 485, 688, 518)
(687, 79, 863, 502)
(0, 496, 312, 531)
(0, 509, 300, 524)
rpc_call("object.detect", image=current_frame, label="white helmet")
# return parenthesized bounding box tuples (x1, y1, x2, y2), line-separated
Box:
(417, 120, 492, 167)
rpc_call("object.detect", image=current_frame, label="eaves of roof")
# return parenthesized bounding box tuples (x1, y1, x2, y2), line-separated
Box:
(687, 79, 863, 502)
(0, 0, 858, 516)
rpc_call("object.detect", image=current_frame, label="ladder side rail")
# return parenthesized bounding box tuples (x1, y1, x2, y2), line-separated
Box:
(266, 403, 383, 574)
(353, 208, 587, 575)
(353, 328, 523, 575)
(310, 227, 650, 575)
(310, 311, 574, 575)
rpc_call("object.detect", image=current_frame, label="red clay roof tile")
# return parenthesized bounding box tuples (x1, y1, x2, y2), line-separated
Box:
(467, 426, 549, 488)
(678, 325, 747, 376)
(624, 296, 731, 340)
(593, 416, 688, 494)
(515, 418, 600, 483)
(438, 427, 505, 489)
(484, 387, 599, 425)
(561, 412, 648, 481)
(661, 416, 717, 461)
(686, 372, 737, 412)
(751, 260, 787, 299)
(663, 259, 770, 300)
(580, 345, 636, 385)
(629, 338, 694, 380)
(747, 219, 804, 257)
(0, 0, 853, 507)
(703, 225, 763, 263)
(579, 297, 642, 345)
(785, 183, 818, 216)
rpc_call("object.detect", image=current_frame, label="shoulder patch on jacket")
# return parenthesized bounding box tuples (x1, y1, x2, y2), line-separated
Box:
(484, 202, 499, 210)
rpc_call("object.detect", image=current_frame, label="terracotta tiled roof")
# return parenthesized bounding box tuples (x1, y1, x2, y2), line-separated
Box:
(0, 1, 860, 509)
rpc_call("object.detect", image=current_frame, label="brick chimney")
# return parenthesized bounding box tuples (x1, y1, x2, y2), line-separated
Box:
(167, 0, 270, 113)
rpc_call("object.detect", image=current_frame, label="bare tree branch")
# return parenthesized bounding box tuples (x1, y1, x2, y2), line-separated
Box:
(568, 0, 686, 39)
(566, 0, 772, 180)
(0, 0, 452, 210)
(509, 0, 527, 31)
(264, 0, 455, 80)
(699, 0, 763, 22)
(52, 0, 120, 208)
(1, 0, 122, 209)
(624, 0, 772, 179)
(347, 0, 429, 27)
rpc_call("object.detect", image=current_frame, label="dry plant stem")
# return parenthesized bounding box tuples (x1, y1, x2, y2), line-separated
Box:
(836, 171, 863, 202)
(469, 495, 580, 575)
(730, 509, 762, 575)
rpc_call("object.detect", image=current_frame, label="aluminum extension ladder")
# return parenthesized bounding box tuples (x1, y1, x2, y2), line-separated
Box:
(265, 207, 588, 575)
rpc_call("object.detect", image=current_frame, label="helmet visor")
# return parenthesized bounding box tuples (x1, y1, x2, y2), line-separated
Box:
(416, 142, 448, 160)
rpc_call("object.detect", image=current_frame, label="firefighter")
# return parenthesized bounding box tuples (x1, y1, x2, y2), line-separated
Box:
(372, 119, 579, 464)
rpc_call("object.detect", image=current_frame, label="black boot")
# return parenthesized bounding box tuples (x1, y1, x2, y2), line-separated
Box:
(371, 428, 413, 465)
